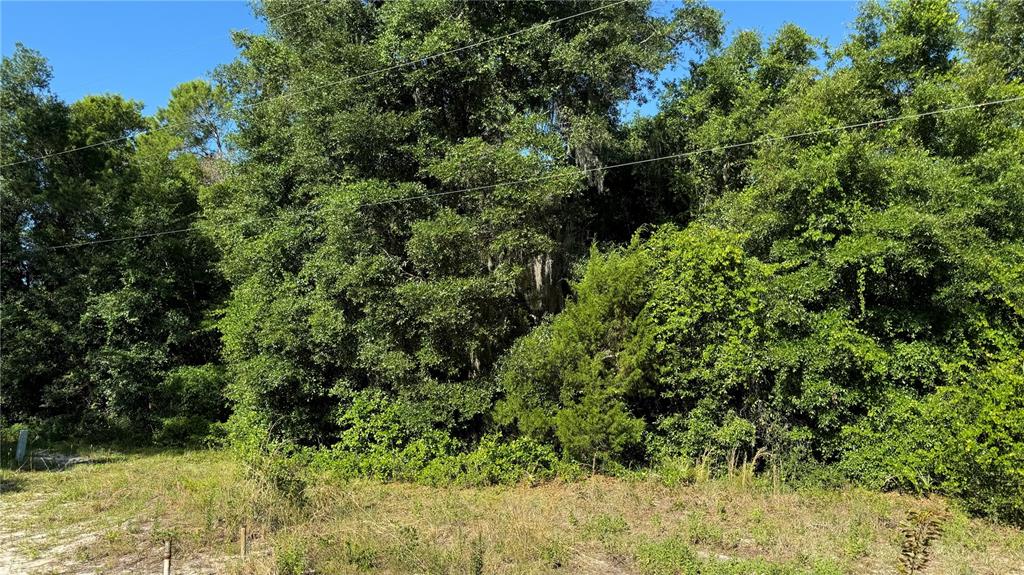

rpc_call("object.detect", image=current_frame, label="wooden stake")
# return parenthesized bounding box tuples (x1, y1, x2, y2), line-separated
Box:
(240, 525, 248, 557)
(163, 540, 171, 575)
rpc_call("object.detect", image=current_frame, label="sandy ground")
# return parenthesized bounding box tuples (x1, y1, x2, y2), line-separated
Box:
(0, 494, 96, 575)
(0, 456, 227, 575)
(0, 503, 227, 575)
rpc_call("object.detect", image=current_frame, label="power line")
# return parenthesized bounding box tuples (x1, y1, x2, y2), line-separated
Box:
(274, 0, 633, 105)
(364, 95, 1024, 206)
(39, 94, 1024, 250)
(0, 0, 632, 169)
(0, 0, 322, 168)
(264, 0, 331, 22)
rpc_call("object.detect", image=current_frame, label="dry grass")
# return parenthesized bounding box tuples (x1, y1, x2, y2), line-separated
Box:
(1, 449, 1023, 575)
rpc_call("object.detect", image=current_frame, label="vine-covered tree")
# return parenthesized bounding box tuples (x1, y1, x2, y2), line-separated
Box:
(206, 0, 722, 444)
(499, 0, 1024, 522)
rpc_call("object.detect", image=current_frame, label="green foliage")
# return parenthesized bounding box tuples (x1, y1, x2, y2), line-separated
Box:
(635, 537, 844, 575)
(499, 0, 1024, 523)
(159, 365, 227, 422)
(156, 79, 231, 157)
(498, 224, 773, 467)
(275, 536, 311, 575)
(153, 416, 212, 447)
(582, 513, 630, 542)
(3, 0, 1024, 529)
(0, 424, 30, 468)
(311, 431, 559, 487)
(635, 538, 699, 575)
(838, 390, 936, 493)
(207, 0, 722, 446)
(966, 0, 1024, 80)
(842, 355, 1024, 524)
(454, 434, 560, 486)
(932, 358, 1024, 524)
(1, 45, 225, 439)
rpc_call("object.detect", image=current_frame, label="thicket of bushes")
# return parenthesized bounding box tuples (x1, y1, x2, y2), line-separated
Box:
(2, 0, 1022, 525)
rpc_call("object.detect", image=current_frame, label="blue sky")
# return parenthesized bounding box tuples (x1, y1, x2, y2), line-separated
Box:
(2, 1, 860, 116)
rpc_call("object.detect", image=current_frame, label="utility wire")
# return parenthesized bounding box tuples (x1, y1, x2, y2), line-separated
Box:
(0, 0, 632, 169)
(264, 0, 331, 22)
(39, 94, 1024, 250)
(0, 0, 323, 168)
(361, 95, 1024, 206)
(270, 0, 633, 106)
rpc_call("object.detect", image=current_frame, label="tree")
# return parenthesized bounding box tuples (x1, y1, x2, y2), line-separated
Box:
(1, 47, 224, 438)
(966, 0, 1024, 81)
(496, 0, 1023, 521)
(1, 45, 71, 423)
(157, 79, 232, 158)
(207, 0, 722, 444)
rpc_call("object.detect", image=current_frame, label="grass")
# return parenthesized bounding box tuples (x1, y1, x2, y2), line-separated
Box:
(1, 448, 1023, 574)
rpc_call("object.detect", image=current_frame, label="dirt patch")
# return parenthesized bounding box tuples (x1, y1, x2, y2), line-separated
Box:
(0, 494, 94, 575)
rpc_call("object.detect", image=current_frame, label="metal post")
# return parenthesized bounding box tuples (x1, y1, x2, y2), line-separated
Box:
(15, 429, 28, 465)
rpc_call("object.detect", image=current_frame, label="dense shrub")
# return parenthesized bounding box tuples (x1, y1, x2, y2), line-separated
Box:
(153, 416, 212, 447)
(145, 365, 229, 446)
(842, 355, 1024, 523)
(452, 435, 561, 485)
(497, 225, 774, 467)
(159, 365, 227, 422)
(311, 432, 560, 487)
(933, 358, 1024, 523)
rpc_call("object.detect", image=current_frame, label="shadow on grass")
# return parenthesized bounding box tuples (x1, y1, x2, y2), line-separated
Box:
(0, 474, 27, 494)
(0, 443, 206, 474)
(21, 452, 118, 472)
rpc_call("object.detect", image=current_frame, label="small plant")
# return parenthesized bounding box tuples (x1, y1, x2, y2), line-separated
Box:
(276, 550, 307, 575)
(635, 538, 698, 575)
(540, 540, 567, 569)
(469, 534, 485, 575)
(683, 511, 725, 546)
(342, 539, 377, 571)
(583, 513, 630, 542)
(897, 509, 946, 574)
(655, 457, 697, 487)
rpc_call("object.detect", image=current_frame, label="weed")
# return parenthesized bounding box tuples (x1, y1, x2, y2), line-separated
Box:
(635, 537, 698, 575)
(898, 509, 946, 574)
(540, 540, 567, 569)
(583, 513, 629, 542)
(469, 534, 485, 575)
(654, 457, 698, 487)
(843, 515, 872, 560)
(683, 511, 725, 546)
(276, 552, 307, 575)
(342, 539, 377, 571)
